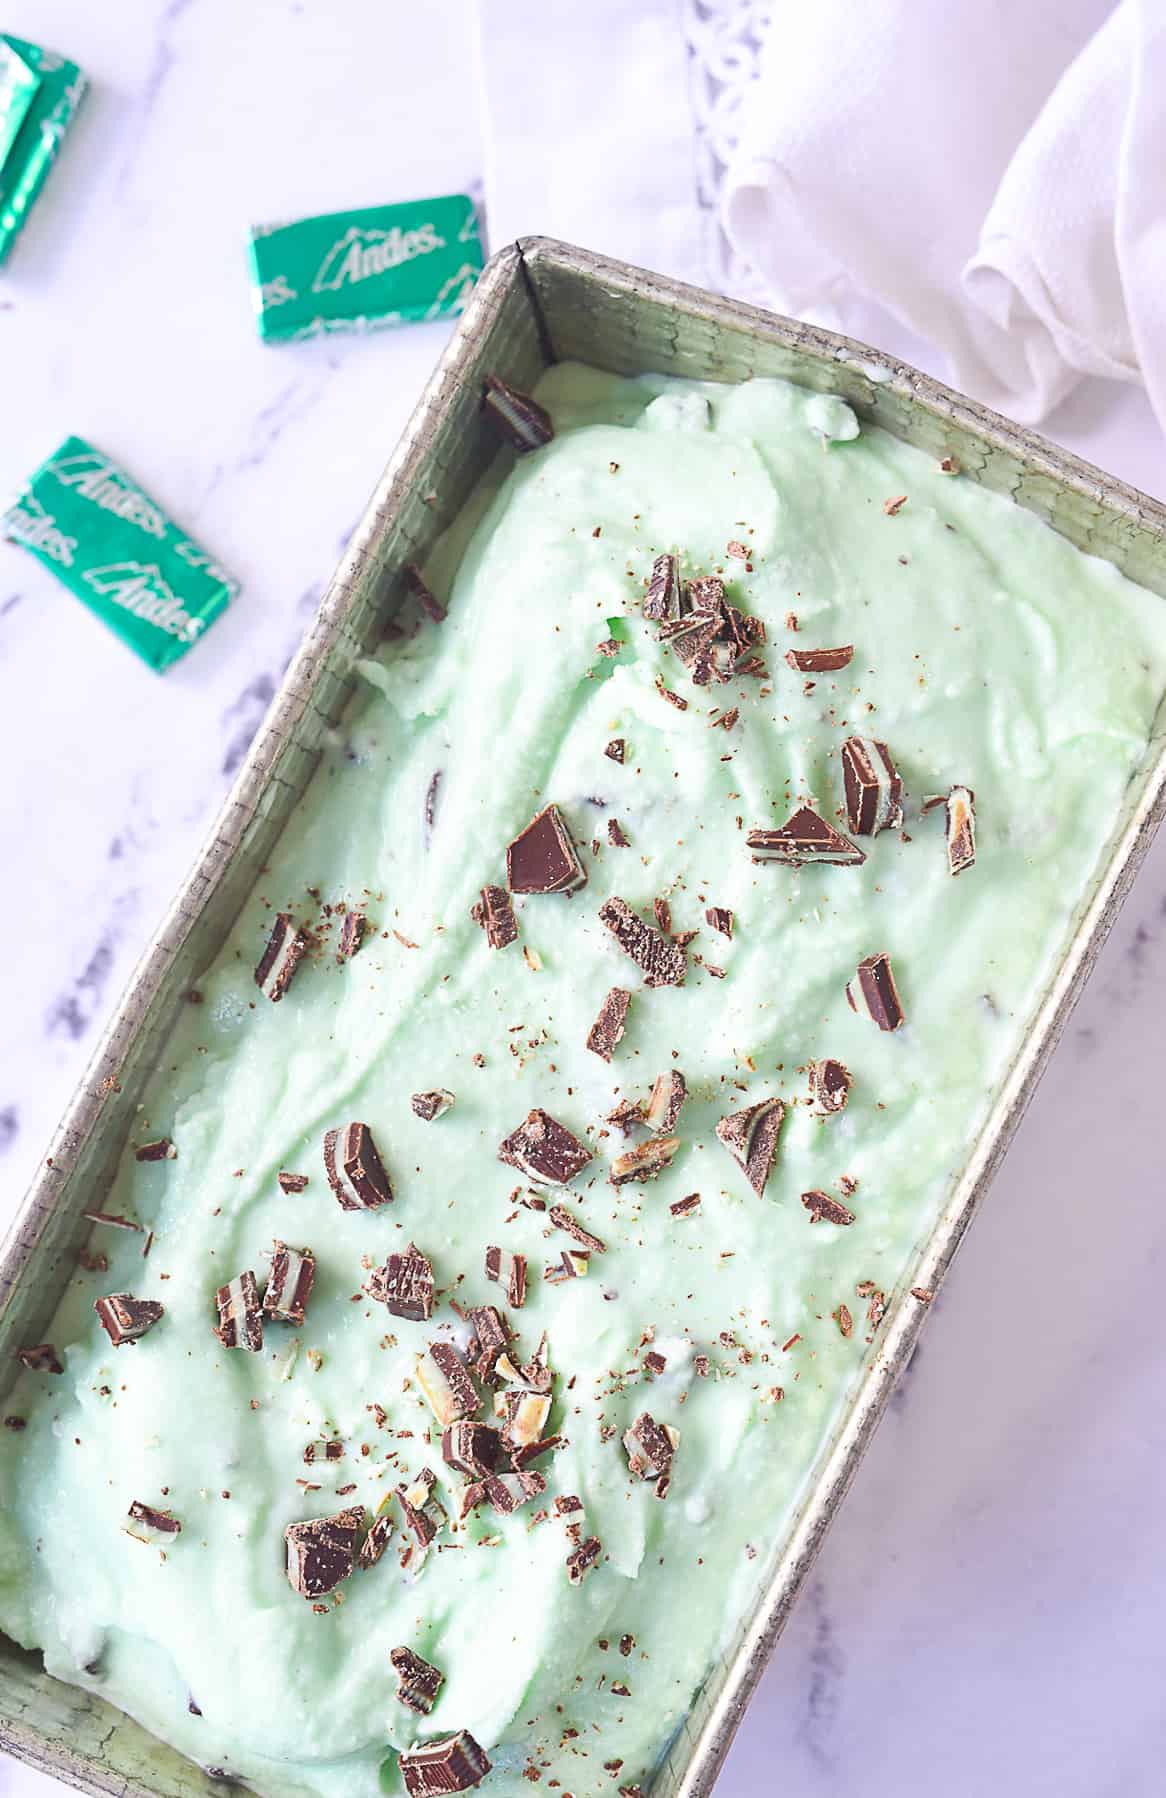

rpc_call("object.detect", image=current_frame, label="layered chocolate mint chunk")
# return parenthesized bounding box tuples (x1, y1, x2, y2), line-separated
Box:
(506, 804, 587, 895)
(842, 735, 904, 836)
(134, 1138, 175, 1162)
(214, 1271, 263, 1352)
(586, 986, 631, 1061)
(609, 1135, 680, 1185)
(357, 1507, 395, 1570)
(934, 784, 977, 875)
(471, 883, 518, 948)
(254, 913, 308, 1002)
(645, 1070, 686, 1133)
(484, 1244, 527, 1308)
(284, 1507, 363, 1599)
(390, 1646, 445, 1716)
(263, 1243, 315, 1326)
(598, 896, 687, 986)
(398, 1728, 492, 1795)
(483, 372, 553, 452)
(807, 1058, 852, 1115)
(466, 1304, 512, 1380)
(411, 1089, 455, 1122)
(786, 645, 853, 673)
(847, 952, 905, 1030)
(94, 1294, 163, 1346)
(623, 1412, 677, 1496)
(126, 1501, 181, 1542)
(323, 1121, 394, 1210)
(499, 1108, 592, 1185)
(747, 806, 865, 867)
(643, 551, 682, 622)
(716, 1098, 785, 1195)
(369, 1243, 435, 1320)
(441, 1421, 501, 1475)
(415, 1342, 479, 1427)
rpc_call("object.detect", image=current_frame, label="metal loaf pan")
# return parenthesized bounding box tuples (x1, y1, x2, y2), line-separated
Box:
(3, 238, 1166, 1798)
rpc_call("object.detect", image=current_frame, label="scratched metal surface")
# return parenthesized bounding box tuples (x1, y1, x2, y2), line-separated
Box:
(3, 238, 1166, 1798)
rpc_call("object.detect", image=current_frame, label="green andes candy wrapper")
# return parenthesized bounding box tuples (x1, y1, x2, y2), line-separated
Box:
(248, 192, 484, 343)
(0, 35, 86, 268)
(2, 437, 238, 671)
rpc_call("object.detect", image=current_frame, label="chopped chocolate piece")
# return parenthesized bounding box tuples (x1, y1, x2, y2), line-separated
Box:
(598, 896, 687, 987)
(391, 1646, 445, 1717)
(303, 1440, 343, 1463)
(807, 1058, 852, 1116)
(425, 769, 443, 841)
(643, 552, 682, 622)
(134, 1138, 175, 1162)
(705, 905, 733, 938)
(369, 1242, 435, 1321)
(670, 1193, 701, 1218)
(605, 738, 626, 763)
(643, 1350, 666, 1376)
(687, 575, 725, 612)
(712, 707, 740, 732)
(485, 1245, 527, 1308)
(884, 494, 908, 515)
(263, 1243, 315, 1326)
(483, 1467, 546, 1515)
(127, 1501, 181, 1538)
(623, 1413, 675, 1483)
(254, 913, 308, 1002)
(667, 610, 723, 685)
(846, 952, 904, 1031)
(499, 1108, 592, 1185)
(358, 1507, 395, 1569)
(716, 1098, 785, 1196)
(645, 1070, 686, 1134)
(605, 1096, 646, 1135)
(596, 637, 621, 658)
(467, 1304, 512, 1381)
(277, 1171, 309, 1195)
(942, 785, 977, 875)
(337, 909, 366, 961)
(609, 1134, 680, 1185)
(397, 1468, 447, 1548)
(842, 736, 903, 836)
(586, 986, 631, 1062)
(566, 1536, 603, 1585)
(441, 1421, 502, 1475)
(506, 804, 587, 895)
(802, 1189, 856, 1227)
(607, 817, 630, 848)
(94, 1294, 164, 1346)
(471, 882, 518, 949)
(323, 1121, 394, 1210)
(16, 1344, 62, 1374)
(412, 1089, 455, 1122)
(416, 1342, 479, 1426)
(78, 1250, 108, 1272)
(496, 1388, 552, 1449)
(284, 1506, 363, 1598)
(747, 806, 865, 867)
(405, 563, 447, 624)
(652, 896, 672, 935)
(548, 1203, 607, 1254)
(785, 645, 854, 673)
(544, 1249, 590, 1282)
(214, 1271, 263, 1352)
(517, 1332, 553, 1393)
(836, 1303, 854, 1337)
(655, 676, 689, 711)
(483, 372, 553, 452)
(399, 1729, 492, 1795)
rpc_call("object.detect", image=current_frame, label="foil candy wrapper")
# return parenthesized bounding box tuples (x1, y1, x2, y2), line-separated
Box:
(0, 35, 86, 267)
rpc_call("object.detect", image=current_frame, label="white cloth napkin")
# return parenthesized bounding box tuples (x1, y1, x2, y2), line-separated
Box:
(723, 0, 1166, 432)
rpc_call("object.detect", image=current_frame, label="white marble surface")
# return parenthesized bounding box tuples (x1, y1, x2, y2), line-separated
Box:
(3, 3, 1166, 1796)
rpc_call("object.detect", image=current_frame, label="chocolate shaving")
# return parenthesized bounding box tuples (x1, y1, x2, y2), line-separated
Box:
(390, 1646, 445, 1717)
(499, 1108, 592, 1186)
(214, 1271, 263, 1352)
(607, 818, 630, 848)
(586, 986, 631, 1061)
(485, 1245, 527, 1308)
(337, 910, 366, 961)
(399, 1729, 492, 1795)
(254, 913, 308, 1002)
(643, 552, 682, 622)
(802, 1189, 856, 1227)
(134, 1138, 175, 1162)
(604, 738, 626, 763)
(441, 1421, 502, 1476)
(548, 1203, 607, 1254)
(16, 1344, 63, 1374)
(94, 1294, 163, 1346)
(846, 952, 904, 1031)
(785, 645, 853, 673)
(412, 1089, 455, 1122)
(405, 562, 446, 623)
(716, 1098, 785, 1196)
(609, 1135, 680, 1186)
(483, 373, 553, 452)
(471, 883, 518, 949)
(323, 1121, 394, 1210)
(705, 906, 733, 938)
(277, 1171, 309, 1194)
(416, 1342, 479, 1426)
(263, 1243, 315, 1326)
(842, 736, 903, 836)
(747, 806, 865, 867)
(369, 1242, 435, 1320)
(284, 1506, 363, 1598)
(566, 1536, 602, 1585)
(506, 804, 587, 895)
(598, 896, 687, 987)
(807, 1058, 852, 1116)
(645, 1070, 686, 1134)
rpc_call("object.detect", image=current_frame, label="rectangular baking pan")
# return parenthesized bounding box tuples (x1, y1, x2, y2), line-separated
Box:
(4, 237, 1166, 1798)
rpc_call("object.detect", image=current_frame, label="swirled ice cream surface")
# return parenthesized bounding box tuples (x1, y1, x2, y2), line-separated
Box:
(3, 365, 1166, 1798)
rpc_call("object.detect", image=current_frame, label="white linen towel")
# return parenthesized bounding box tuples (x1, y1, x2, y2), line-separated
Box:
(723, 0, 1166, 431)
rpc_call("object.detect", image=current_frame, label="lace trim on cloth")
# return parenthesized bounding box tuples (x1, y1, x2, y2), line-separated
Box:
(684, 0, 773, 300)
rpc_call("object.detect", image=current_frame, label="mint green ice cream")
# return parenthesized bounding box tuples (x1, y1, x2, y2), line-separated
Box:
(3, 364, 1166, 1798)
